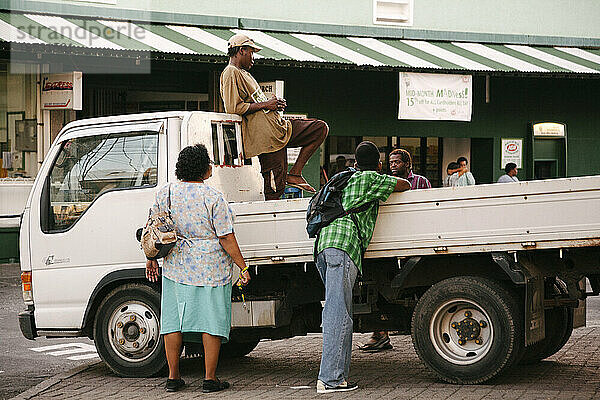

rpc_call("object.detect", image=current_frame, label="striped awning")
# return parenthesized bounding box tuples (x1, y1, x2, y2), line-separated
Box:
(2, 12, 600, 74)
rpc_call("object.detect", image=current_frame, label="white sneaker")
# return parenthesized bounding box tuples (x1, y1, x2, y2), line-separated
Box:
(316, 380, 359, 393)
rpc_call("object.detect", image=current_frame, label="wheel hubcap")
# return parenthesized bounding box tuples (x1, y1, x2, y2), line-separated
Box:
(430, 299, 494, 365)
(108, 301, 159, 362)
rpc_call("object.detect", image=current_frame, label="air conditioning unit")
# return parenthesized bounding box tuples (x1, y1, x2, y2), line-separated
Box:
(373, 0, 413, 26)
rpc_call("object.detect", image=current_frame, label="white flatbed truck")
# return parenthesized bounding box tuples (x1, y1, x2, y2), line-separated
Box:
(17, 111, 600, 384)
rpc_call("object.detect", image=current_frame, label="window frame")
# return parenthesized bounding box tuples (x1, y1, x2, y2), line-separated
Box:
(40, 122, 163, 234)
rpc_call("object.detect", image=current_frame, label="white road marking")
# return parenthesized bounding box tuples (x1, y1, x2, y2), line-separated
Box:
(30, 342, 99, 361)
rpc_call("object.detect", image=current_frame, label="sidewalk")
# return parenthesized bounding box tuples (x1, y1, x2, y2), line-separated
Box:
(12, 329, 600, 400)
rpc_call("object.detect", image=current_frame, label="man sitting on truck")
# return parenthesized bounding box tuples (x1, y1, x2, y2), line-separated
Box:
(315, 141, 410, 393)
(220, 33, 329, 200)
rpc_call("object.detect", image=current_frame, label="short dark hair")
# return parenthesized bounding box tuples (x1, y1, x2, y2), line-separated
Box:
(447, 162, 459, 171)
(354, 141, 380, 171)
(504, 162, 517, 174)
(227, 45, 251, 58)
(390, 148, 412, 166)
(175, 144, 211, 181)
(227, 46, 241, 58)
(457, 156, 468, 165)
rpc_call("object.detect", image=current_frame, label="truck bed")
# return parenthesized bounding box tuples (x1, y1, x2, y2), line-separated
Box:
(231, 175, 600, 265)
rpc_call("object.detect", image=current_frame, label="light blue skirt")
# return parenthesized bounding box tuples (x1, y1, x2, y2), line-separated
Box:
(160, 276, 232, 343)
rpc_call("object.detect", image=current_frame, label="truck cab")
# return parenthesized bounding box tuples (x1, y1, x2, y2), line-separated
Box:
(19, 111, 272, 376)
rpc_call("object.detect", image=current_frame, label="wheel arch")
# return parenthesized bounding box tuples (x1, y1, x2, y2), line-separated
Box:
(392, 252, 526, 291)
(81, 268, 159, 339)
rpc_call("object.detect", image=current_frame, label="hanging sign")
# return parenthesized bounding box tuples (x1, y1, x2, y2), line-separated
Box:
(533, 122, 565, 137)
(399, 72, 472, 121)
(41, 72, 83, 110)
(501, 138, 523, 168)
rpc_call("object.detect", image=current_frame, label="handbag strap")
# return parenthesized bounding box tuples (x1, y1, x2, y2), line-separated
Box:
(167, 183, 172, 215)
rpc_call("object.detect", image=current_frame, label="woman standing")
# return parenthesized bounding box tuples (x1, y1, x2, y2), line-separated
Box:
(145, 144, 250, 393)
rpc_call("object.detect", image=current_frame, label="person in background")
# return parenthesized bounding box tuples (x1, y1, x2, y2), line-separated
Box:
(498, 162, 519, 183)
(145, 144, 251, 393)
(360, 148, 431, 353)
(315, 141, 410, 393)
(456, 156, 476, 186)
(220, 33, 328, 199)
(334, 155, 349, 174)
(444, 162, 460, 187)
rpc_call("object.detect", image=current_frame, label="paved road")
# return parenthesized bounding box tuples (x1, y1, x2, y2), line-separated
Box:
(0, 264, 96, 400)
(3, 261, 600, 399)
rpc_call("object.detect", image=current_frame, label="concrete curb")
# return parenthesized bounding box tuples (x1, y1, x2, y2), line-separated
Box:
(9, 361, 101, 400)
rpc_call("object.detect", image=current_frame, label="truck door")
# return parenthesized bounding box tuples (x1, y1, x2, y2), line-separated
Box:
(29, 120, 166, 329)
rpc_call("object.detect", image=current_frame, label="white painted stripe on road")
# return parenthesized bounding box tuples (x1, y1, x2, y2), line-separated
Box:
(291, 33, 383, 66)
(452, 42, 547, 72)
(401, 40, 494, 71)
(505, 44, 598, 73)
(348, 37, 439, 68)
(25, 14, 122, 49)
(30, 343, 79, 352)
(48, 346, 97, 356)
(555, 47, 600, 66)
(233, 29, 323, 62)
(0, 19, 45, 43)
(99, 20, 196, 54)
(67, 353, 100, 361)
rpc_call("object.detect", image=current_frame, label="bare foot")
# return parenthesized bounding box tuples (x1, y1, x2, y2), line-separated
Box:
(286, 174, 316, 192)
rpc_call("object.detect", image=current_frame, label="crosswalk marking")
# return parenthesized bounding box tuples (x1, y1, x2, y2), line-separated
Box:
(30, 342, 99, 361)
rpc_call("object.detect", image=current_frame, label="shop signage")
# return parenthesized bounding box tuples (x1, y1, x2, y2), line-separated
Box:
(533, 122, 565, 137)
(41, 72, 82, 110)
(501, 138, 523, 168)
(282, 114, 308, 163)
(398, 72, 472, 121)
(259, 80, 284, 117)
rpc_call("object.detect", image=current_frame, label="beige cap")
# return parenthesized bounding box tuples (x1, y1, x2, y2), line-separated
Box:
(228, 33, 262, 51)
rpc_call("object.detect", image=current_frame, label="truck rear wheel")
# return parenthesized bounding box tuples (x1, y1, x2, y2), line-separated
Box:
(93, 283, 166, 377)
(520, 279, 574, 364)
(411, 276, 523, 384)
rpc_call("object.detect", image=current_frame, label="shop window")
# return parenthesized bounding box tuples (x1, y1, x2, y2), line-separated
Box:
(373, 0, 413, 26)
(44, 130, 158, 232)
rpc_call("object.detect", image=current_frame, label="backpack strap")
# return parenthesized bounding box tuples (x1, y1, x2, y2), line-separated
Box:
(348, 199, 378, 255)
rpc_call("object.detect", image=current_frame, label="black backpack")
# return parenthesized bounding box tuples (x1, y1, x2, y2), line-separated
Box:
(306, 169, 376, 253)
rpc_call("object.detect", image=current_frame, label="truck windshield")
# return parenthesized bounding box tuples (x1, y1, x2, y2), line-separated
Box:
(45, 130, 158, 232)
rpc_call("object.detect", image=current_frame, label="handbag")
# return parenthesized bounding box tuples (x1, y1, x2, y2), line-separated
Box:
(141, 184, 177, 260)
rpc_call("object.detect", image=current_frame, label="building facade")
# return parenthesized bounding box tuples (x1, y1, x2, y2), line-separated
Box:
(1, 0, 600, 259)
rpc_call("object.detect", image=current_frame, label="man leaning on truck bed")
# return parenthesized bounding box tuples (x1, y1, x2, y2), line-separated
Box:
(220, 33, 328, 200)
(315, 141, 410, 393)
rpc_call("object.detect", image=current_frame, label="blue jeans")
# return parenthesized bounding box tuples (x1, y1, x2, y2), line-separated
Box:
(315, 248, 359, 388)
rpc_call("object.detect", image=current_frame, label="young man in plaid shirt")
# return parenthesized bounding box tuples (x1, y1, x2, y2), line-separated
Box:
(315, 141, 410, 393)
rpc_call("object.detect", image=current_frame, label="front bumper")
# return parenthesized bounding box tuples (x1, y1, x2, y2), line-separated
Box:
(18, 306, 37, 340)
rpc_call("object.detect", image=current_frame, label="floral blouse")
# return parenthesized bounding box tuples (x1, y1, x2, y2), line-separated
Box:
(151, 181, 235, 287)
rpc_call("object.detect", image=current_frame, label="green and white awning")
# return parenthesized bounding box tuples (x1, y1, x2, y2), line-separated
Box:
(2, 11, 600, 74)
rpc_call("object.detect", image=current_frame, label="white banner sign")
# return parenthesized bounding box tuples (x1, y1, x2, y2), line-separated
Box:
(399, 72, 472, 121)
(41, 72, 82, 110)
(501, 139, 523, 168)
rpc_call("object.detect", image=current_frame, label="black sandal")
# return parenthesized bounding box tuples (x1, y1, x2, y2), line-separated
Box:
(202, 378, 230, 393)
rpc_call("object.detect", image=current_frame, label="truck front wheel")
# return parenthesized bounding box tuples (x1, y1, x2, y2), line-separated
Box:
(411, 276, 523, 384)
(93, 283, 166, 377)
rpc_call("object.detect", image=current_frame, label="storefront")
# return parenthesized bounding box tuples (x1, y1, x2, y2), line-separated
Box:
(2, 11, 600, 260)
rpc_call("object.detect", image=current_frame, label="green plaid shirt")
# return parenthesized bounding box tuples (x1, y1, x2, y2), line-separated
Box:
(316, 171, 397, 272)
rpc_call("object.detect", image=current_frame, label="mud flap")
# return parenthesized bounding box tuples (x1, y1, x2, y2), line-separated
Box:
(520, 258, 545, 346)
(573, 278, 586, 328)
